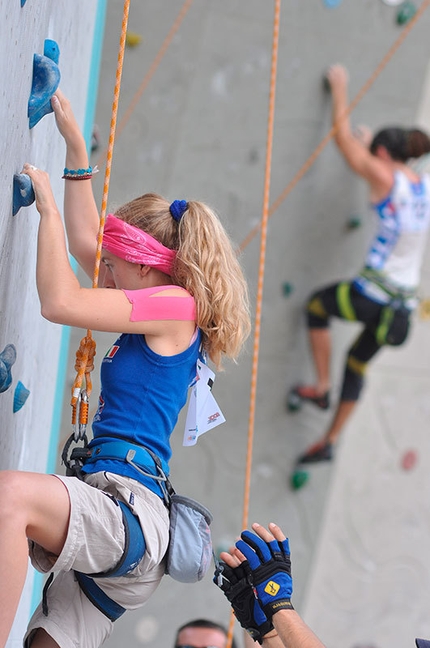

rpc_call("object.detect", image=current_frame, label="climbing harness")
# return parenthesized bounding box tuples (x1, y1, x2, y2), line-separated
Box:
(59, 434, 213, 620)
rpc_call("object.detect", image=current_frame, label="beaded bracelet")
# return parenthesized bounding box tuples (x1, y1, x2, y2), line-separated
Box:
(62, 166, 98, 180)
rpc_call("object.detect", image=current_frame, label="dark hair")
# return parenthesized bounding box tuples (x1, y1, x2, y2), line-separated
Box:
(174, 619, 237, 648)
(370, 127, 430, 161)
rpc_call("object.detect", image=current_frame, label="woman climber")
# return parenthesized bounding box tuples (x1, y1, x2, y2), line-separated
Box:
(291, 64, 430, 465)
(0, 90, 250, 648)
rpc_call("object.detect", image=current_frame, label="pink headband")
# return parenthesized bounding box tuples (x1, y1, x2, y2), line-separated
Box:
(102, 214, 177, 275)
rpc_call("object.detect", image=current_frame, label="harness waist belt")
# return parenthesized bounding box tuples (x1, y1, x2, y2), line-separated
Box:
(85, 438, 169, 478)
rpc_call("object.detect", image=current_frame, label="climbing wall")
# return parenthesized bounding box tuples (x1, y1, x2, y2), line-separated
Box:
(0, 2, 101, 645)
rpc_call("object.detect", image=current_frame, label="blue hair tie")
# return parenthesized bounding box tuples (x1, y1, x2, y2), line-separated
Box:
(169, 199, 188, 223)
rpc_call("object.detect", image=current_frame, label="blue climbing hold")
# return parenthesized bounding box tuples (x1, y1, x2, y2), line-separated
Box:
(28, 51, 61, 129)
(13, 381, 30, 413)
(21, 0, 27, 6)
(0, 344, 17, 394)
(43, 39, 60, 64)
(323, 0, 343, 6)
(13, 173, 35, 216)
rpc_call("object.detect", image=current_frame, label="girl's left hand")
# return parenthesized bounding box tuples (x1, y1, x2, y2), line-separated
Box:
(22, 163, 58, 215)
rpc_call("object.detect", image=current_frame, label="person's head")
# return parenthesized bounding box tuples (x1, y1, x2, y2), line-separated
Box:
(370, 127, 430, 162)
(175, 619, 237, 648)
(106, 193, 251, 368)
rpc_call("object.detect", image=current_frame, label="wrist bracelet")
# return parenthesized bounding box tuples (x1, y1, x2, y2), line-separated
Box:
(62, 165, 98, 180)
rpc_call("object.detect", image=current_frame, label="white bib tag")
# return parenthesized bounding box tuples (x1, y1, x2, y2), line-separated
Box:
(183, 359, 225, 446)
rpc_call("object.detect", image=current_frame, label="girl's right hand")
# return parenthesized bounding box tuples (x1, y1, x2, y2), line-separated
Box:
(51, 90, 84, 146)
(22, 164, 59, 216)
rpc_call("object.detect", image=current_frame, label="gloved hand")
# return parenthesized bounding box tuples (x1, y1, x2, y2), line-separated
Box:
(214, 559, 274, 643)
(235, 530, 293, 620)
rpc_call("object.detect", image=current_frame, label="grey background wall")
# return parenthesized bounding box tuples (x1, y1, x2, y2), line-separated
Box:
(2, 0, 430, 647)
(0, 2, 101, 646)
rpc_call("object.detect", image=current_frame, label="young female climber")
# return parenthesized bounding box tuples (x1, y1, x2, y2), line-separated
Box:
(292, 64, 430, 464)
(0, 90, 250, 648)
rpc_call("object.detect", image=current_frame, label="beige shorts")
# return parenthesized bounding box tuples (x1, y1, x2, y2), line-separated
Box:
(25, 472, 170, 648)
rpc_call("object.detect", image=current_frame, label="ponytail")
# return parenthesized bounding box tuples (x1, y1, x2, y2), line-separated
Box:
(370, 126, 430, 161)
(174, 201, 251, 369)
(406, 128, 430, 159)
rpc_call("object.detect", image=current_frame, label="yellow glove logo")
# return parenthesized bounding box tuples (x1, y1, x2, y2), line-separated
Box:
(264, 580, 280, 596)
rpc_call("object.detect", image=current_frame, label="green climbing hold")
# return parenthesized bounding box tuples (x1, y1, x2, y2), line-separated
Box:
(287, 388, 302, 412)
(397, 1, 416, 25)
(290, 470, 309, 490)
(347, 215, 362, 230)
(282, 282, 294, 297)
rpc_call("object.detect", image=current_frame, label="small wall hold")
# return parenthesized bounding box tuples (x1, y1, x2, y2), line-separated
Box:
(13, 381, 30, 413)
(0, 344, 17, 394)
(13, 173, 35, 216)
(322, 0, 343, 7)
(126, 31, 143, 47)
(43, 39, 60, 64)
(21, 0, 28, 6)
(347, 215, 362, 230)
(282, 282, 294, 297)
(286, 387, 302, 412)
(322, 74, 331, 92)
(290, 470, 309, 490)
(381, 0, 404, 5)
(91, 124, 101, 153)
(400, 449, 418, 471)
(397, 1, 416, 24)
(28, 49, 61, 129)
(418, 299, 430, 320)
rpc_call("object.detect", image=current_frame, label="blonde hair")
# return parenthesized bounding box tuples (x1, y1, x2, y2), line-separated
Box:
(114, 193, 251, 368)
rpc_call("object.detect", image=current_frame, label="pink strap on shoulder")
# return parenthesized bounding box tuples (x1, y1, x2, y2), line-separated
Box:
(123, 286, 196, 322)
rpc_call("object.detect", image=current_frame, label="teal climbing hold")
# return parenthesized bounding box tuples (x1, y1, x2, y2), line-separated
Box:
(290, 470, 309, 490)
(323, 0, 343, 7)
(397, 1, 416, 24)
(347, 215, 362, 230)
(0, 344, 17, 394)
(43, 39, 60, 65)
(13, 381, 30, 413)
(28, 48, 61, 129)
(21, 0, 27, 6)
(13, 173, 35, 216)
(282, 282, 294, 297)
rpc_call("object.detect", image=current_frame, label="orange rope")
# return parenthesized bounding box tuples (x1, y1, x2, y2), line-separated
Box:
(71, 0, 131, 417)
(226, 8, 281, 647)
(242, 0, 281, 531)
(95, 0, 195, 171)
(238, 0, 430, 253)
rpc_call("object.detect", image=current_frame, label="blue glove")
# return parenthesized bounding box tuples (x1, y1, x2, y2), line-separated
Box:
(236, 530, 294, 620)
(214, 560, 274, 643)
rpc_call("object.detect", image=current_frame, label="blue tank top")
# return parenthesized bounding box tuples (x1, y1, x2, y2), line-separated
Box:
(82, 330, 201, 497)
